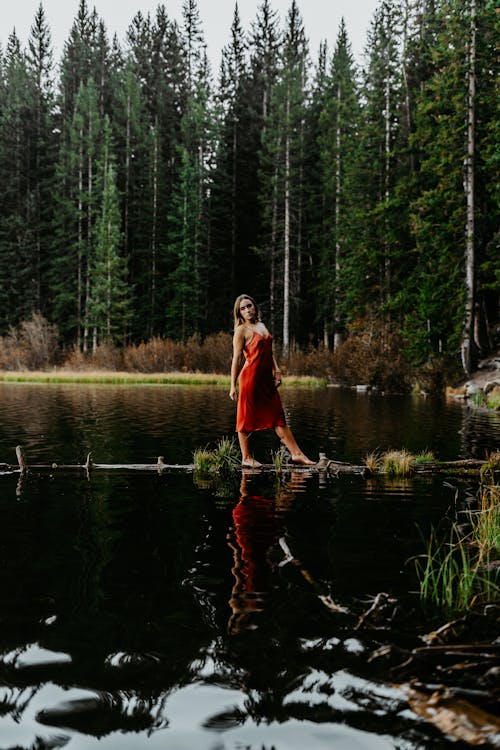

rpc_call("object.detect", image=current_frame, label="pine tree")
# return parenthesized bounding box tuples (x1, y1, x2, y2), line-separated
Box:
(0, 32, 35, 328)
(164, 3, 214, 340)
(112, 50, 156, 338)
(259, 0, 308, 352)
(301, 39, 328, 343)
(210, 2, 265, 327)
(355, 0, 406, 316)
(316, 20, 361, 348)
(404, 0, 495, 368)
(89, 117, 130, 347)
(26, 3, 57, 315)
(51, 78, 102, 347)
(248, 0, 282, 325)
(59, 0, 94, 125)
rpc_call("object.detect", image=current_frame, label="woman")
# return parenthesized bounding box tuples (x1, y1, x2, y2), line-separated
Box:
(229, 294, 315, 467)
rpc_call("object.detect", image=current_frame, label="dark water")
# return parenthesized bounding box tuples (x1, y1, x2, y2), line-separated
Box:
(0, 383, 498, 750)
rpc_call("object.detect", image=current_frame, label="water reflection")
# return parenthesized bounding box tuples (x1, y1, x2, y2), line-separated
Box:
(0, 384, 499, 749)
(228, 473, 278, 633)
(1, 383, 499, 467)
(227, 470, 316, 634)
(0, 465, 475, 749)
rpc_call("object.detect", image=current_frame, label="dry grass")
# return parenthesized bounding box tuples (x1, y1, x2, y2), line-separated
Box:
(0, 369, 323, 387)
(364, 450, 381, 473)
(381, 449, 415, 476)
(0, 370, 230, 385)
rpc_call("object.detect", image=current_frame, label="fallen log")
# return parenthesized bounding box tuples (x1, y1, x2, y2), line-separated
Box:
(411, 460, 486, 474)
(0, 447, 496, 478)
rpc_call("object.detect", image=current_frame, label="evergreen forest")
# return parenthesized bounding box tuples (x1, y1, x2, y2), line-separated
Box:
(0, 0, 498, 378)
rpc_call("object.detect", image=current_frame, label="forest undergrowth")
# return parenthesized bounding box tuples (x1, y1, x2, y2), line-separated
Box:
(0, 313, 455, 393)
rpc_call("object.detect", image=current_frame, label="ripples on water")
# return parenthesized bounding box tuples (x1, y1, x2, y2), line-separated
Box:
(0, 384, 498, 749)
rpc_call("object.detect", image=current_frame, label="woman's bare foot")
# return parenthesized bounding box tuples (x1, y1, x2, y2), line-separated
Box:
(290, 454, 316, 466)
(242, 458, 263, 468)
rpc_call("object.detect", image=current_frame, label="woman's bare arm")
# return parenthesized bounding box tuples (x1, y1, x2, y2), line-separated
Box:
(229, 327, 246, 400)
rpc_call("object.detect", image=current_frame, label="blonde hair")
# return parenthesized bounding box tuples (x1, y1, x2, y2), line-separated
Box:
(233, 294, 260, 330)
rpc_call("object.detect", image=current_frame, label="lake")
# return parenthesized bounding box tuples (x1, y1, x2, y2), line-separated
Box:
(0, 382, 498, 749)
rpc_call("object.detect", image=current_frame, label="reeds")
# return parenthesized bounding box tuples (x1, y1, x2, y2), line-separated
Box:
(416, 527, 481, 611)
(381, 449, 415, 476)
(364, 449, 434, 475)
(414, 472, 500, 613)
(193, 436, 242, 500)
(364, 450, 381, 473)
(271, 445, 288, 473)
(193, 436, 240, 475)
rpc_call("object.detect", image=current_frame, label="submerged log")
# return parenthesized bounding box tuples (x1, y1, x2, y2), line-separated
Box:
(1, 446, 495, 478)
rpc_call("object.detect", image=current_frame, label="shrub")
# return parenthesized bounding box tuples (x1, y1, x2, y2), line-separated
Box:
(329, 320, 412, 391)
(63, 343, 124, 371)
(0, 313, 59, 370)
(123, 333, 232, 374)
(285, 343, 336, 379)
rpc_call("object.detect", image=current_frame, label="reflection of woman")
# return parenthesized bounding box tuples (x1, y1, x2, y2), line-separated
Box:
(227, 474, 277, 634)
(228, 471, 318, 634)
(229, 294, 315, 468)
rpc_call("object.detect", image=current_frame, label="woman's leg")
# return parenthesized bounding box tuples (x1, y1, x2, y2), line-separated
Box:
(275, 425, 315, 465)
(238, 432, 262, 467)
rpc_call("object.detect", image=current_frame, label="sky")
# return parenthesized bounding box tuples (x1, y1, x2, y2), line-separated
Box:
(2, 0, 380, 72)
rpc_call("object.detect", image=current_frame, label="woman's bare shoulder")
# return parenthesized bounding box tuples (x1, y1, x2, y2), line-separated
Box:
(233, 325, 249, 346)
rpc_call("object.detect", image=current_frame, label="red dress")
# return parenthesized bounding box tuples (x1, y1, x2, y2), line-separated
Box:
(236, 331, 287, 433)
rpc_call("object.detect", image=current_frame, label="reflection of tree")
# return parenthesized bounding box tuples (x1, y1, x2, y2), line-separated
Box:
(0, 473, 212, 738)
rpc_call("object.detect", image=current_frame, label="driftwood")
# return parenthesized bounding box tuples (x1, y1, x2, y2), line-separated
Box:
(0, 448, 495, 478)
(401, 684, 500, 746)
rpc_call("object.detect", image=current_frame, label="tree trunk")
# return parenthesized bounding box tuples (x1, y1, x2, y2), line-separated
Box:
(269, 136, 281, 333)
(384, 74, 391, 303)
(333, 82, 342, 352)
(283, 92, 291, 356)
(77, 131, 84, 350)
(461, 0, 476, 375)
(231, 116, 237, 295)
(83, 109, 93, 353)
(124, 89, 131, 258)
(401, 0, 414, 171)
(150, 123, 159, 337)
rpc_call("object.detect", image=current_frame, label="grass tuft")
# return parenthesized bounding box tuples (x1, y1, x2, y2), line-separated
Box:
(381, 449, 415, 476)
(414, 472, 500, 614)
(414, 449, 435, 464)
(486, 392, 500, 410)
(192, 448, 215, 474)
(364, 450, 381, 473)
(470, 391, 487, 408)
(193, 436, 240, 475)
(271, 445, 288, 473)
